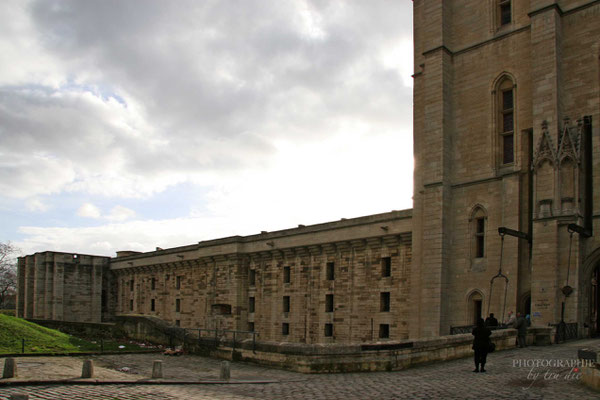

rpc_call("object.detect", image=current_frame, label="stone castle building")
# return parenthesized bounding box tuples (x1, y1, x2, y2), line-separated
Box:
(17, 0, 600, 344)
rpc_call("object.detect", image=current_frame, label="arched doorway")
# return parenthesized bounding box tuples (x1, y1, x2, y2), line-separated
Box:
(468, 291, 483, 325)
(519, 292, 531, 316)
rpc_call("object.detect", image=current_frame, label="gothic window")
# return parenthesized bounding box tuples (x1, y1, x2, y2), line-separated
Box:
(499, 0, 511, 26)
(495, 76, 516, 166)
(470, 207, 487, 260)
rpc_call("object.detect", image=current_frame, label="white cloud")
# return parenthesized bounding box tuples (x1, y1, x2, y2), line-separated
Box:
(3, 1, 414, 256)
(77, 203, 101, 219)
(106, 205, 136, 222)
(25, 198, 49, 213)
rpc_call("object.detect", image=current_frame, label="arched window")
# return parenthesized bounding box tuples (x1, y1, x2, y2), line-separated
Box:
(498, 78, 514, 164)
(470, 206, 488, 259)
(493, 74, 516, 166)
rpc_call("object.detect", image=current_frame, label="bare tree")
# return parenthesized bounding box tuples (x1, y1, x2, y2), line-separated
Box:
(0, 242, 19, 309)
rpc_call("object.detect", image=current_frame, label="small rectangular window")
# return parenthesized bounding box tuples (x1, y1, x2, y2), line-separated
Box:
(380, 292, 390, 312)
(283, 296, 290, 313)
(151, 277, 156, 290)
(176, 276, 182, 290)
(249, 269, 256, 286)
(175, 320, 181, 327)
(248, 322, 255, 332)
(249, 297, 255, 313)
(282, 323, 289, 335)
(324, 323, 333, 337)
(326, 262, 335, 280)
(176, 298, 181, 313)
(130, 279, 134, 291)
(129, 299, 133, 311)
(283, 266, 291, 284)
(381, 257, 391, 277)
(379, 324, 390, 339)
(500, 0, 511, 25)
(325, 294, 334, 312)
(151, 299, 155, 311)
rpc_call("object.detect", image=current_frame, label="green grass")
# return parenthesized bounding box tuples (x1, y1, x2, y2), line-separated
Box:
(0, 314, 151, 354)
(0, 309, 15, 316)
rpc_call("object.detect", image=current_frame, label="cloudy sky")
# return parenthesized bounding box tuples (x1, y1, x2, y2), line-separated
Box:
(0, 0, 414, 257)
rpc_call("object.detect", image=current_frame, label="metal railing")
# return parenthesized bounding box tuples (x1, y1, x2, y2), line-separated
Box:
(184, 328, 258, 352)
(550, 322, 578, 343)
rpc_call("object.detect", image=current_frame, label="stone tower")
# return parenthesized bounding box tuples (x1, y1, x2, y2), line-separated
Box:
(411, 0, 600, 338)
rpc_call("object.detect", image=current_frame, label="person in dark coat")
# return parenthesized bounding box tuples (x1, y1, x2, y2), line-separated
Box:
(485, 313, 498, 327)
(472, 317, 492, 372)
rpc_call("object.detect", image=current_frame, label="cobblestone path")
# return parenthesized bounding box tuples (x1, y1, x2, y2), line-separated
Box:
(1, 339, 598, 399)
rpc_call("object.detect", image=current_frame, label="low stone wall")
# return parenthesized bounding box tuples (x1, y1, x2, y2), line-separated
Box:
(579, 346, 600, 392)
(186, 327, 552, 373)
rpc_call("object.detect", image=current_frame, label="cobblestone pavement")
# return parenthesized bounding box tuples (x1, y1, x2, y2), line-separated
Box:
(1, 339, 598, 399)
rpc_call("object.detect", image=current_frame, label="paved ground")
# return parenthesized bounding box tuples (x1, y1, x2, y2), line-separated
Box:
(1, 339, 599, 399)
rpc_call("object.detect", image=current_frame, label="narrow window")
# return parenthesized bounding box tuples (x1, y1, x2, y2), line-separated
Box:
(282, 323, 289, 336)
(249, 269, 256, 286)
(380, 292, 391, 312)
(326, 262, 335, 280)
(325, 294, 334, 312)
(475, 217, 485, 258)
(381, 257, 391, 277)
(151, 299, 155, 312)
(129, 299, 133, 311)
(379, 324, 390, 339)
(499, 81, 514, 164)
(176, 276, 182, 290)
(283, 296, 290, 313)
(249, 297, 255, 313)
(248, 322, 255, 332)
(499, 0, 511, 26)
(324, 323, 333, 337)
(130, 279, 134, 291)
(283, 266, 291, 284)
(175, 320, 180, 327)
(176, 298, 181, 312)
(151, 277, 156, 290)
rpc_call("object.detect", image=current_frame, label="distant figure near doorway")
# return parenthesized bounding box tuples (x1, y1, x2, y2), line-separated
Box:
(485, 313, 498, 327)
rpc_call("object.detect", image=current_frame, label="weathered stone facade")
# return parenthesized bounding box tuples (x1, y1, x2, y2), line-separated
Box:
(16, 0, 600, 343)
(411, 0, 600, 338)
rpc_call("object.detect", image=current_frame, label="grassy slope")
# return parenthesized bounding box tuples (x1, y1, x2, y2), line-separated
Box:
(0, 314, 146, 354)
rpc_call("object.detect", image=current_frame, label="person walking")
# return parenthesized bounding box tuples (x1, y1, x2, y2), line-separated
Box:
(472, 317, 492, 373)
(515, 312, 527, 348)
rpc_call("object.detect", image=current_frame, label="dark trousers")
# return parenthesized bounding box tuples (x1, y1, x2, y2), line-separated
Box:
(517, 335, 526, 348)
(474, 349, 488, 367)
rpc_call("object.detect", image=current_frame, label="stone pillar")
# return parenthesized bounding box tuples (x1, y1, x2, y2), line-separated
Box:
(33, 255, 46, 318)
(24, 256, 35, 318)
(52, 261, 65, 321)
(219, 361, 230, 380)
(410, 0, 453, 338)
(16, 258, 26, 318)
(529, 3, 564, 327)
(2, 358, 17, 378)
(45, 259, 54, 320)
(81, 359, 94, 378)
(152, 360, 163, 378)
